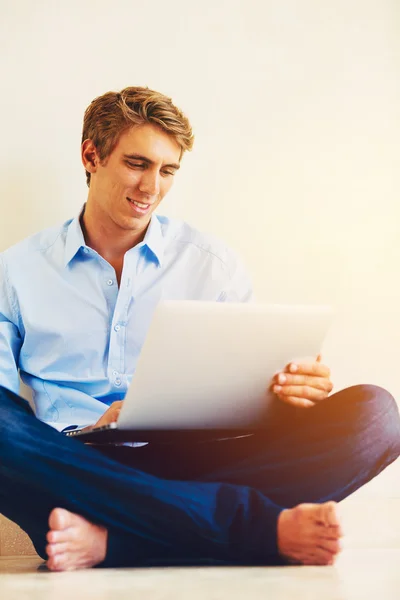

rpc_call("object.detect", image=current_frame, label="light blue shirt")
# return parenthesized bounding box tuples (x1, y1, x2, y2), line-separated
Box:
(0, 209, 253, 431)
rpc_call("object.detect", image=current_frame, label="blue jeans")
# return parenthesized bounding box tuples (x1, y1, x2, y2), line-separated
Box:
(0, 384, 399, 567)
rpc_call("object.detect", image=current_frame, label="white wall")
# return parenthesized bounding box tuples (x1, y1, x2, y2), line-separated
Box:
(1, 0, 399, 396)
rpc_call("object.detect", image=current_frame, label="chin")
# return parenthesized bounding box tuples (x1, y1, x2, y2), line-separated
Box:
(122, 215, 149, 231)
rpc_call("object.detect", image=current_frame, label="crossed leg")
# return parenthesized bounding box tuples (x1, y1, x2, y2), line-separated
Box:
(0, 384, 399, 570)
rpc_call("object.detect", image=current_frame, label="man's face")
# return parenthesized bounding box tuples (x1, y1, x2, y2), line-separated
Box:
(83, 123, 181, 235)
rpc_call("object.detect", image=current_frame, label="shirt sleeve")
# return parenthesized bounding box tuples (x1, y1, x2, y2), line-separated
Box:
(0, 255, 22, 394)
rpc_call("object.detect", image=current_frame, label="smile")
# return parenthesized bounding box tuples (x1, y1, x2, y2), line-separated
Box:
(127, 198, 152, 214)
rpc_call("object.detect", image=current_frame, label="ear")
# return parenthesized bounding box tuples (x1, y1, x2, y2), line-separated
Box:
(81, 139, 99, 174)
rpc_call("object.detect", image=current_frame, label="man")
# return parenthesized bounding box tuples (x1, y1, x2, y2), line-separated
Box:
(0, 87, 399, 571)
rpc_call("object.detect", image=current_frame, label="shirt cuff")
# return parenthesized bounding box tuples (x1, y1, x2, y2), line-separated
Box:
(60, 424, 91, 434)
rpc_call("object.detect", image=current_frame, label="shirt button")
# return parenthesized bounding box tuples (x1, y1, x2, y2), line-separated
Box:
(114, 324, 121, 332)
(83, 247, 89, 254)
(107, 279, 114, 286)
(115, 378, 122, 386)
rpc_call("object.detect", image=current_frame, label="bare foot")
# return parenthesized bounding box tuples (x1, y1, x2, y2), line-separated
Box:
(46, 508, 108, 571)
(277, 501, 343, 566)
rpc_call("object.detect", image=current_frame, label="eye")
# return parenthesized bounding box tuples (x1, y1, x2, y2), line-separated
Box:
(161, 170, 175, 177)
(126, 162, 146, 169)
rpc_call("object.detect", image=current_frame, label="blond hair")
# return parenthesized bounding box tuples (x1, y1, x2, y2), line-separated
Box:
(82, 86, 194, 186)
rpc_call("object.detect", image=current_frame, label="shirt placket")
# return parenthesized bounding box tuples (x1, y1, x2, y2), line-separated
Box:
(107, 252, 137, 392)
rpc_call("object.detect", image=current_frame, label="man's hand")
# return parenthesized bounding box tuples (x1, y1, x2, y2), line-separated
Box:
(81, 401, 123, 433)
(270, 355, 333, 408)
(94, 401, 123, 428)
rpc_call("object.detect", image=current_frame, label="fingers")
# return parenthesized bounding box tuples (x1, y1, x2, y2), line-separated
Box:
(271, 374, 333, 407)
(109, 403, 122, 422)
(94, 401, 124, 428)
(285, 361, 331, 379)
(274, 384, 328, 402)
(269, 359, 334, 408)
(274, 373, 333, 393)
(110, 411, 121, 423)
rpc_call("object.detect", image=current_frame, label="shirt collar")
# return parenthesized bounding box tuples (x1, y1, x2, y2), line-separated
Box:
(140, 214, 165, 267)
(64, 208, 87, 267)
(64, 208, 165, 268)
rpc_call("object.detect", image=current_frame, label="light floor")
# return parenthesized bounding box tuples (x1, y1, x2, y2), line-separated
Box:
(1, 460, 400, 600)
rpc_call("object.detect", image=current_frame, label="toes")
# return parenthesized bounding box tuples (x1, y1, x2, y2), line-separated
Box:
(49, 507, 75, 531)
(303, 555, 334, 566)
(298, 539, 340, 566)
(47, 509, 82, 545)
(47, 552, 77, 572)
(316, 545, 338, 565)
(301, 547, 336, 566)
(46, 557, 56, 571)
(323, 502, 341, 529)
(320, 537, 342, 555)
(325, 523, 343, 538)
(46, 542, 70, 557)
(46, 552, 88, 571)
(314, 502, 330, 526)
(46, 528, 81, 550)
(316, 502, 343, 537)
(46, 529, 71, 544)
(47, 555, 63, 571)
(48, 508, 68, 531)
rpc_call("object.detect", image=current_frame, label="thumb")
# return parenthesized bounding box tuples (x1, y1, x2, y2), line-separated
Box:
(316, 354, 322, 362)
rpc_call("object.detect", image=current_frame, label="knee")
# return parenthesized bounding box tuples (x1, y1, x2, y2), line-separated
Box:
(0, 385, 35, 442)
(0, 385, 33, 414)
(335, 384, 400, 449)
(0, 384, 17, 403)
(339, 383, 397, 412)
(0, 385, 14, 420)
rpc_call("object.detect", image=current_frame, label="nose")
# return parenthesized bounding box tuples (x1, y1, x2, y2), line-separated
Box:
(138, 170, 160, 197)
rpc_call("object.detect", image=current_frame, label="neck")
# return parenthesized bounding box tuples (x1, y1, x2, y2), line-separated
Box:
(81, 202, 148, 262)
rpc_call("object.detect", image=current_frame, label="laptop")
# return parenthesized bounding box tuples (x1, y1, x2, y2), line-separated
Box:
(65, 301, 334, 443)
